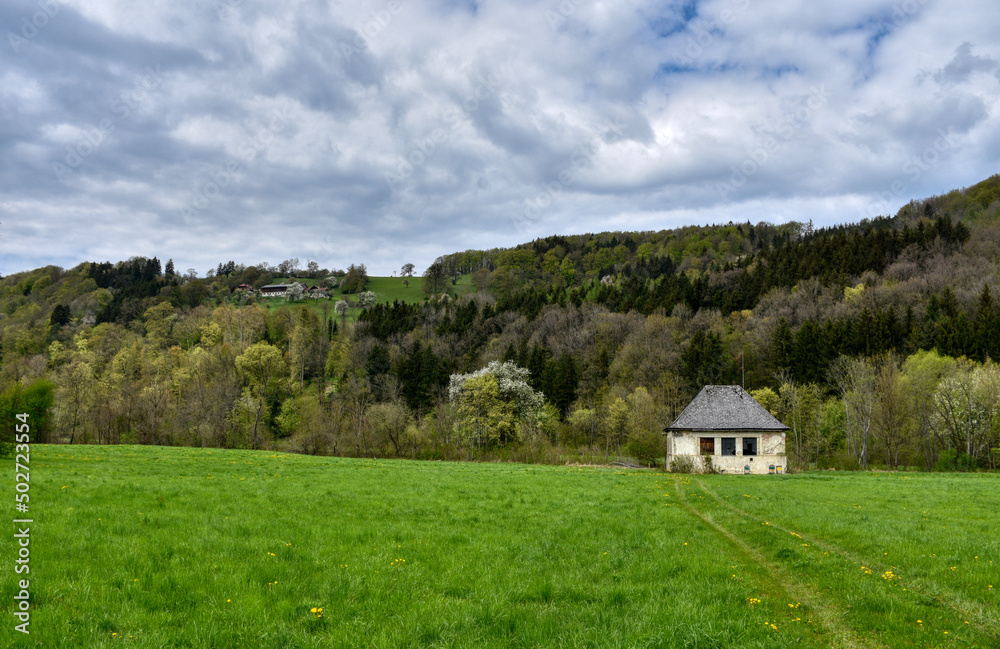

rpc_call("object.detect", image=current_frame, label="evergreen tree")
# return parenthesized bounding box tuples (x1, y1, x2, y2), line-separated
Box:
(974, 283, 998, 361)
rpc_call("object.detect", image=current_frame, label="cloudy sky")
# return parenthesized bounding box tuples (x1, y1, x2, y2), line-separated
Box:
(2, 0, 999, 277)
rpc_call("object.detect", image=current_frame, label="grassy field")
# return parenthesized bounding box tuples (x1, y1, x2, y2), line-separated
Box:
(2, 447, 998, 648)
(267, 275, 474, 304)
(260, 275, 474, 320)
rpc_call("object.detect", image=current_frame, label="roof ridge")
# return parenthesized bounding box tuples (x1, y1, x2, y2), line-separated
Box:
(665, 384, 789, 431)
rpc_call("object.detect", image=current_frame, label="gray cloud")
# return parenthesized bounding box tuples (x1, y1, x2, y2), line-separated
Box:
(934, 42, 997, 86)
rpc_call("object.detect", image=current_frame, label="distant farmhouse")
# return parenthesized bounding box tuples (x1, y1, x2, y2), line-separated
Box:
(259, 283, 331, 299)
(665, 385, 788, 474)
(260, 284, 291, 297)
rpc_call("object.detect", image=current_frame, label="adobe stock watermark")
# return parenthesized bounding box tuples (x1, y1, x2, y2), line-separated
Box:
(212, 0, 243, 19)
(7, 0, 69, 54)
(180, 109, 291, 224)
(544, 0, 626, 29)
(882, 0, 928, 30)
(340, 0, 407, 60)
(383, 73, 501, 192)
(52, 65, 164, 182)
(864, 129, 959, 218)
(673, 0, 751, 66)
(511, 117, 625, 231)
(715, 85, 831, 201)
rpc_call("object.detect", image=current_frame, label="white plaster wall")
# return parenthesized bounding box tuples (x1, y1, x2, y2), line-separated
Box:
(669, 431, 787, 474)
(701, 454, 786, 474)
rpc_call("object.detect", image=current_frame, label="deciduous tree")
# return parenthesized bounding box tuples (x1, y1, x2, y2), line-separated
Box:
(234, 342, 286, 449)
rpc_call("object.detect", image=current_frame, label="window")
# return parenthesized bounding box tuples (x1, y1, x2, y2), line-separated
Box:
(742, 437, 758, 456)
(700, 438, 715, 455)
(721, 438, 736, 456)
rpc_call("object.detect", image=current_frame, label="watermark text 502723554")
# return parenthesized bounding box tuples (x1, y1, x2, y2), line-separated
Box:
(13, 412, 32, 635)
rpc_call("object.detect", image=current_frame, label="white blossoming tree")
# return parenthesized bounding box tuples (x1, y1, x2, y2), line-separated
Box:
(286, 282, 306, 302)
(334, 300, 350, 327)
(448, 360, 543, 449)
(358, 291, 377, 309)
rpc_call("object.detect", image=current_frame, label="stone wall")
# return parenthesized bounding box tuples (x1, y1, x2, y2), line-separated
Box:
(668, 431, 787, 475)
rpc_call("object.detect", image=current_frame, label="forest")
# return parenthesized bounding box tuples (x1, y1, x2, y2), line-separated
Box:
(3, 174, 1000, 471)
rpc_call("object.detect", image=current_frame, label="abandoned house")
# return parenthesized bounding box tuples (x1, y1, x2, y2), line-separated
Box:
(664, 385, 788, 474)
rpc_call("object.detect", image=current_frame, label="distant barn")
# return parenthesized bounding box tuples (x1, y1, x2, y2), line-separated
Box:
(664, 385, 788, 474)
(260, 284, 291, 297)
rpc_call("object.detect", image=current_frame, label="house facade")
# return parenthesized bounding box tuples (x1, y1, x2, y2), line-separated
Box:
(665, 385, 788, 475)
(260, 284, 291, 297)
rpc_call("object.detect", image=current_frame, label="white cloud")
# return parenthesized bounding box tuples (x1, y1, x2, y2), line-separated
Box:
(1, 0, 999, 276)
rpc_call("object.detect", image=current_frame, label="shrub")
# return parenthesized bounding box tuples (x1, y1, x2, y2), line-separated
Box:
(669, 455, 695, 474)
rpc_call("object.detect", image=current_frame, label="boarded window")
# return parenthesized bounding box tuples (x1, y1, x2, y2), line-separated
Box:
(721, 438, 736, 456)
(742, 437, 758, 456)
(700, 437, 715, 455)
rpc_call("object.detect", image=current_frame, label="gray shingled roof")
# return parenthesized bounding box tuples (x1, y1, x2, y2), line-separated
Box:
(665, 385, 789, 432)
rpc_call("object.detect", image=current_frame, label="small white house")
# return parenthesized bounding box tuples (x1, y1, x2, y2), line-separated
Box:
(664, 385, 788, 475)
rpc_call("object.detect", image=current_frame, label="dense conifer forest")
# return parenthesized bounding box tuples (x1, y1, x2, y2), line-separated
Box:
(3, 175, 1000, 470)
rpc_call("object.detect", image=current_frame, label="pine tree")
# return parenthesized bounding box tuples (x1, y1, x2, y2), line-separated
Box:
(974, 283, 998, 361)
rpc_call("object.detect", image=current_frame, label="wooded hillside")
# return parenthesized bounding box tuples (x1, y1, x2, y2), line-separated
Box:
(3, 175, 1000, 470)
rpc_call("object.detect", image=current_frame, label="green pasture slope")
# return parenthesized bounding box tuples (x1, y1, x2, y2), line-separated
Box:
(266, 275, 474, 305)
(2, 447, 998, 648)
(259, 275, 473, 321)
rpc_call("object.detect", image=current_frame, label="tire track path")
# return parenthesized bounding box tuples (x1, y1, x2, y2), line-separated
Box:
(674, 477, 885, 649)
(692, 477, 1000, 643)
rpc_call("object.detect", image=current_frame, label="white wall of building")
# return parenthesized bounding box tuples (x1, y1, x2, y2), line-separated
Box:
(668, 431, 787, 475)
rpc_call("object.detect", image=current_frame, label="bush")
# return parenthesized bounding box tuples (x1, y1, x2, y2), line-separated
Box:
(0, 379, 56, 454)
(669, 455, 695, 474)
(934, 448, 958, 472)
(625, 427, 662, 467)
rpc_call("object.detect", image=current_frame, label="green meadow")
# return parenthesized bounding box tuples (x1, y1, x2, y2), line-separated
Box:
(259, 275, 473, 320)
(2, 446, 998, 648)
